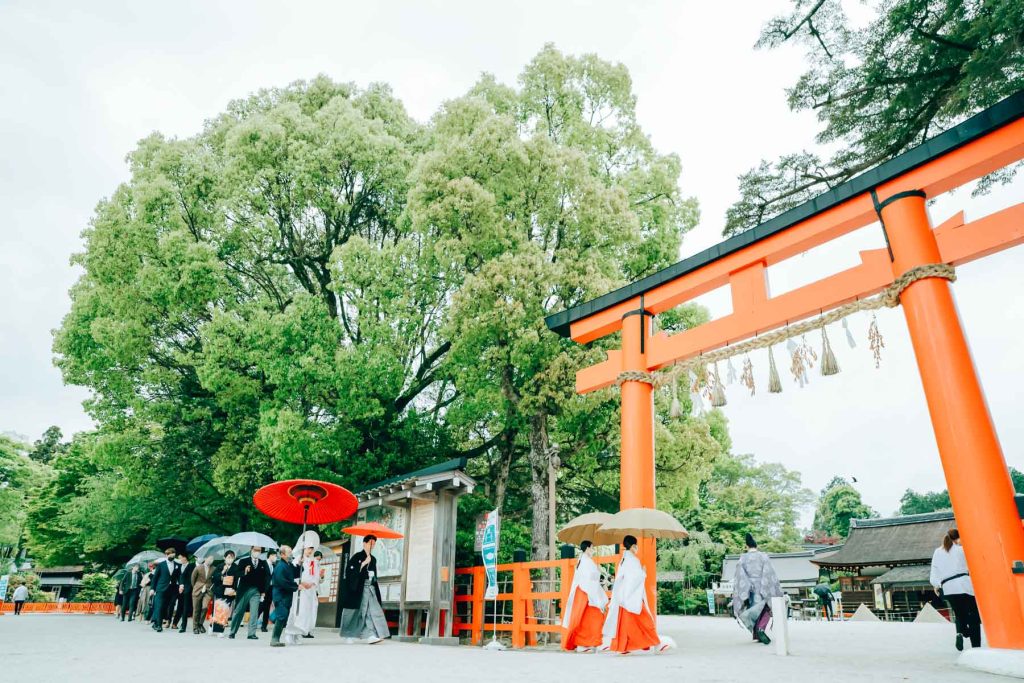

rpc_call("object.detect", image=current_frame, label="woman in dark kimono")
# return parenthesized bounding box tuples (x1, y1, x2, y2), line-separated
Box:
(210, 550, 236, 637)
(339, 535, 390, 644)
(731, 533, 783, 645)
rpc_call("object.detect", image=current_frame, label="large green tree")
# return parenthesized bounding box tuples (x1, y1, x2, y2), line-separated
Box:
(0, 435, 50, 565)
(40, 47, 708, 567)
(898, 488, 952, 514)
(419, 45, 701, 561)
(28, 426, 67, 465)
(725, 0, 1024, 236)
(812, 476, 876, 537)
(43, 77, 464, 561)
(681, 451, 814, 553)
(897, 465, 1024, 514)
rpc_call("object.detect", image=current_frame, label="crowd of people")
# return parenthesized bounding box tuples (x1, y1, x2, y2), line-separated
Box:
(115, 531, 390, 648)
(564, 527, 978, 654)
(109, 524, 979, 654)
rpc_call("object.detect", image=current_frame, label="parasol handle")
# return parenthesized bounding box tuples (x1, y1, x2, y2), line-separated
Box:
(302, 504, 309, 536)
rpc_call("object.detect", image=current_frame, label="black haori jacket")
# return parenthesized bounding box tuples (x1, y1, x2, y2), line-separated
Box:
(341, 550, 382, 610)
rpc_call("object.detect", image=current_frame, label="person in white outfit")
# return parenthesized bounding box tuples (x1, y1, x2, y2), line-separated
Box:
(930, 527, 980, 650)
(12, 583, 29, 615)
(601, 535, 669, 653)
(283, 530, 321, 645)
(560, 541, 607, 652)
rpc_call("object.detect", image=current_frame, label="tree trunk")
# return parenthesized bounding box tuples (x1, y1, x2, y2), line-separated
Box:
(493, 430, 516, 514)
(527, 412, 551, 562)
(527, 411, 554, 642)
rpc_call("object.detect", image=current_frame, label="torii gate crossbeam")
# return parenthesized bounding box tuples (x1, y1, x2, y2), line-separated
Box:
(546, 91, 1024, 649)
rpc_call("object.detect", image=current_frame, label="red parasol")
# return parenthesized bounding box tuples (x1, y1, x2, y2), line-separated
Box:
(253, 479, 358, 533)
(342, 521, 404, 540)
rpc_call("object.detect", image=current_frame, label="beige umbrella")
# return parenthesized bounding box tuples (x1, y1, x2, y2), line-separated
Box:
(556, 512, 619, 546)
(597, 507, 689, 541)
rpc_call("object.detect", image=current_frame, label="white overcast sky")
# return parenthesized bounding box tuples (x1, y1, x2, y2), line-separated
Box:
(2, 0, 1022, 527)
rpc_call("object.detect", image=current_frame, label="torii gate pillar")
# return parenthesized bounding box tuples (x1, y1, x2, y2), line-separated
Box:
(882, 192, 1024, 648)
(620, 308, 658, 611)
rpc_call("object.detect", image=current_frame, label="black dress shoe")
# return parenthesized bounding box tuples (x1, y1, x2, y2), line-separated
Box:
(155, 627, 163, 633)
(228, 633, 235, 639)
(303, 634, 314, 639)
(247, 634, 258, 640)
(261, 626, 268, 632)
(178, 627, 186, 633)
(956, 633, 964, 651)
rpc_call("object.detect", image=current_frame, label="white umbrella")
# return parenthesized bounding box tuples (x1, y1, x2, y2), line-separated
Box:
(125, 550, 164, 568)
(314, 544, 337, 559)
(224, 531, 279, 550)
(557, 512, 618, 546)
(597, 507, 689, 541)
(194, 536, 239, 561)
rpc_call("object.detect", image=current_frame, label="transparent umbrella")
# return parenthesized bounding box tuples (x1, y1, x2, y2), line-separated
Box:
(224, 531, 279, 550)
(194, 536, 239, 561)
(314, 545, 337, 559)
(125, 550, 164, 568)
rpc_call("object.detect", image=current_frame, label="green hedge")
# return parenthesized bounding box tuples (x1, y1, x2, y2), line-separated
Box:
(658, 586, 710, 615)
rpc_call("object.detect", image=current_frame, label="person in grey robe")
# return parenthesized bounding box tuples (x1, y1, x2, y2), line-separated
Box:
(339, 535, 390, 644)
(731, 533, 783, 645)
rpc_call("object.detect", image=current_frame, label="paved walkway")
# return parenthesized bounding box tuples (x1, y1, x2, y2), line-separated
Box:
(0, 613, 1002, 682)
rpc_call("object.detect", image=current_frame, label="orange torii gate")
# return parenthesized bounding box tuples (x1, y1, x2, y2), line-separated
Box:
(546, 91, 1024, 649)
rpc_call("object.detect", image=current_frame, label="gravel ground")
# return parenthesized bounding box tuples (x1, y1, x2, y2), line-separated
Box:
(0, 612, 1003, 682)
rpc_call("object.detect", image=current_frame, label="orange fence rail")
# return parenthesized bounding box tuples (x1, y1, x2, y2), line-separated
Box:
(453, 556, 617, 648)
(0, 601, 116, 615)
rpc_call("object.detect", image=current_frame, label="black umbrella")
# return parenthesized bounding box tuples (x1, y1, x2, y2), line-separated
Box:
(156, 536, 188, 554)
(813, 584, 832, 598)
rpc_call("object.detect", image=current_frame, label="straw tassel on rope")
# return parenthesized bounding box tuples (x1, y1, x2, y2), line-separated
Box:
(768, 346, 783, 394)
(740, 356, 755, 396)
(821, 326, 840, 376)
(669, 375, 682, 419)
(868, 313, 885, 368)
(711, 362, 727, 407)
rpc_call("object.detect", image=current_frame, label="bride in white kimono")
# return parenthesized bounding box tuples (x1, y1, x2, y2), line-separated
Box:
(283, 530, 321, 645)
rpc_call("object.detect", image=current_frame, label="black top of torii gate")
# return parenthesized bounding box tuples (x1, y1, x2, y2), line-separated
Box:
(545, 91, 1024, 338)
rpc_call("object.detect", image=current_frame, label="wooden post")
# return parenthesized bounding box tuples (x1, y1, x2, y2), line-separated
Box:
(512, 565, 526, 648)
(471, 566, 485, 645)
(880, 191, 1024, 648)
(559, 558, 574, 644)
(620, 307, 658, 613)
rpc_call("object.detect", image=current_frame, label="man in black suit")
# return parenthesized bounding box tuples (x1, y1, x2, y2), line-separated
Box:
(172, 556, 195, 633)
(269, 545, 298, 647)
(119, 565, 143, 621)
(258, 550, 278, 632)
(228, 545, 271, 640)
(150, 547, 182, 632)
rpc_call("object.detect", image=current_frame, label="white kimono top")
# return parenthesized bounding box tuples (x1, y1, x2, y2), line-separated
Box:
(601, 549, 650, 638)
(561, 553, 608, 628)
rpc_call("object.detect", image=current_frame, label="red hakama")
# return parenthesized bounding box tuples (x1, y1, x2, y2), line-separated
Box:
(562, 587, 604, 650)
(609, 605, 660, 653)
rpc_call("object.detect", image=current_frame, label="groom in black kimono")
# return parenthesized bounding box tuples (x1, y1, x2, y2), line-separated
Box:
(339, 535, 388, 643)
